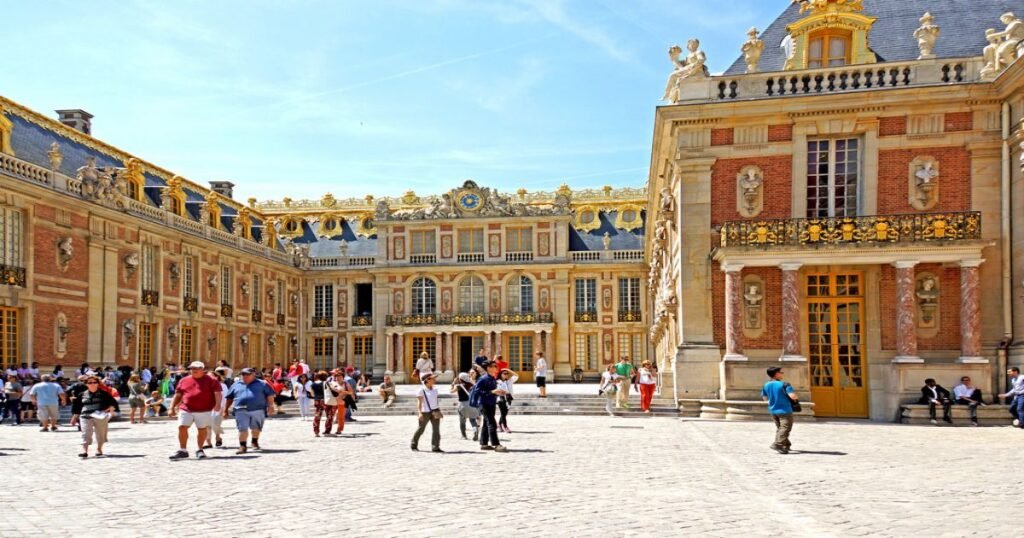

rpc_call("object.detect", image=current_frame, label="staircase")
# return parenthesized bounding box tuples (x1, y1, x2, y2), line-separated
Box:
(341, 392, 680, 417)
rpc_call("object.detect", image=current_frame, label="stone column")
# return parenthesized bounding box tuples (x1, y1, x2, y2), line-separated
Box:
(385, 332, 394, 374)
(959, 259, 986, 363)
(435, 332, 443, 371)
(722, 263, 747, 361)
(494, 330, 503, 356)
(892, 261, 922, 363)
(779, 263, 805, 361)
(395, 333, 404, 375)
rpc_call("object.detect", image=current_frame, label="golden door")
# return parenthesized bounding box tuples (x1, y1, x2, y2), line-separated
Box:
(806, 273, 868, 418)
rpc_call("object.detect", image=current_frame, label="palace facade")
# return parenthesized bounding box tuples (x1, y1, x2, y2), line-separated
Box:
(0, 96, 646, 383)
(647, 0, 1024, 420)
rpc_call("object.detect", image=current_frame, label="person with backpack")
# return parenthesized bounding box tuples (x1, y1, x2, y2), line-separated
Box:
(761, 366, 799, 455)
(451, 370, 480, 441)
(310, 371, 329, 437)
(324, 370, 350, 436)
(470, 360, 508, 453)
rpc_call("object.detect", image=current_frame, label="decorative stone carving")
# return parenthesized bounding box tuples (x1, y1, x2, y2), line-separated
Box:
(490, 289, 500, 311)
(913, 12, 940, 60)
(602, 232, 611, 250)
(539, 288, 549, 310)
(488, 234, 500, 258)
(909, 156, 939, 210)
(375, 199, 391, 221)
(56, 312, 69, 359)
(441, 235, 452, 258)
(662, 39, 708, 103)
(206, 333, 217, 351)
(742, 279, 764, 331)
(394, 291, 404, 314)
(122, 318, 136, 359)
(168, 262, 180, 290)
(382, 180, 569, 221)
(168, 324, 179, 347)
(736, 165, 764, 217)
(338, 239, 349, 257)
(290, 292, 299, 307)
(741, 27, 765, 73)
(123, 252, 139, 280)
(982, 13, 1024, 79)
(240, 281, 249, 297)
(602, 287, 612, 310)
(538, 233, 550, 257)
(915, 274, 940, 328)
(239, 334, 249, 347)
(658, 187, 675, 221)
(207, 273, 218, 290)
(267, 287, 276, 300)
(653, 219, 668, 247)
(48, 142, 63, 170)
(268, 334, 277, 348)
(288, 243, 311, 269)
(57, 236, 73, 271)
(76, 157, 119, 205)
(339, 289, 347, 316)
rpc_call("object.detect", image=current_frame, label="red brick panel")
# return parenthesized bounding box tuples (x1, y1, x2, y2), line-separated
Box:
(876, 147, 971, 214)
(710, 265, 782, 350)
(32, 226, 89, 281)
(878, 116, 907, 137)
(711, 156, 793, 226)
(33, 304, 88, 364)
(711, 128, 734, 146)
(767, 124, 793, 142)
(944, 112, 972, 132)
(879, 264, 961, 351)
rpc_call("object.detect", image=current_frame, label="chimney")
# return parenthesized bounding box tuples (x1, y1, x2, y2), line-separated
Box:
(209, 181, 235, 199)
(55, 109, 93, 135)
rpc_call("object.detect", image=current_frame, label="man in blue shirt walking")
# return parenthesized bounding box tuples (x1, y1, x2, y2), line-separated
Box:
(223, 368, 276, 454)
(761, 366, 799, 454)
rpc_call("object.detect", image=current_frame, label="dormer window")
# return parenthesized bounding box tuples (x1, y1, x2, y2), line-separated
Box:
(808, 30, 851, 68)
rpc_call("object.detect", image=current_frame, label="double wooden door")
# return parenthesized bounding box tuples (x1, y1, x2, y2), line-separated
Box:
(807, 272, 868, 418)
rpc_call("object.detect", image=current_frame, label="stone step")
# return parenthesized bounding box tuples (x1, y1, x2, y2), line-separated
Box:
(900, 404, 1011, 426)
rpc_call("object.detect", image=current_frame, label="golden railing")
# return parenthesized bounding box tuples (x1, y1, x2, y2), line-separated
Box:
(385, 312, 553, 327)
(719, 212, 981, 248)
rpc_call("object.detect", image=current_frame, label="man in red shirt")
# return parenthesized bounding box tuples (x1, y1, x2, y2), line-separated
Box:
(169, 361, 222, 460)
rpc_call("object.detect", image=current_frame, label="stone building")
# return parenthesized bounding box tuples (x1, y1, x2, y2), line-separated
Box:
(647, 0, 1024, 420)
(0, 96, 646, 382)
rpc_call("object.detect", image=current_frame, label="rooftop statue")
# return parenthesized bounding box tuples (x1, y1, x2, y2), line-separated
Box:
(913, 12, 940, 60)
(993, 12, 1024, 67)
(661, 39, 708, 104)
(741, 28, 765, 73)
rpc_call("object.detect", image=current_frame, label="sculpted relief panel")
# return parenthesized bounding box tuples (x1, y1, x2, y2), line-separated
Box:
(909, 156, 939, 211)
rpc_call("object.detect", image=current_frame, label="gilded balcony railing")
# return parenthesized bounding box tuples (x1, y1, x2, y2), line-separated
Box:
(351, 314, 373, 327)
(719, 212, 981, 248)
(252, 309, 262, 323)
(141, 290, 160, 306)
(276, 313, 286, 326)
(618, 309, 642, 322)
(1, 265, 26, 287)
(574, 310, 598, 323)
(385, 312, 553, 327)
(183, 296, 198, 312)
(221, 304, 234, 318)
(312, 316, 333, 328)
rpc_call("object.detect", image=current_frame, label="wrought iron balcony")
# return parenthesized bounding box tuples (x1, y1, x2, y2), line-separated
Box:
(220, 304, 234, 318)
(183, 296, 198, 312)
(574, 310, 598, 323)
(352, 314, 373, 327)
(719, 212, 981, 249)
(312, 316, 333, 328)
(252, 309, 262, 323)
(618, 309, 642, 322)
(141, 289, 160, 306)
(385, 311, 553, 327)
(0, 265, 26, 287)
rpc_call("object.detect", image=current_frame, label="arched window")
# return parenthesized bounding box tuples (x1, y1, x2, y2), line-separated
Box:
(458, 275, 485, 314)
(411, 277, 436, 314)
(807, 30, 851, 68)
(506, 275, 533, 313)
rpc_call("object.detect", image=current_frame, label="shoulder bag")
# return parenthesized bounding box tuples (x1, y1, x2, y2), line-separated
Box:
(783, 382, 802, 413)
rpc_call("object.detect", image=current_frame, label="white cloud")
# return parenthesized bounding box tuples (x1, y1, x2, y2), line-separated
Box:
(517, 0, 631, 62)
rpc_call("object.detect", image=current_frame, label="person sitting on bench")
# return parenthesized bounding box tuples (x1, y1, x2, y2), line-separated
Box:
(918, 378, 952, 425)
(952, 376, 985, 426)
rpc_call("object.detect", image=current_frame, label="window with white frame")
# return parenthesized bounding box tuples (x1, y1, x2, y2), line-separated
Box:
(0, 207, 24, 268)
(458, 276, 485, 314)
(807, 138, 860, 218)
(457, 228, 484, 253)
(314, 284, 334, 319)
(221, 266, 233, 305)
(276, 280, 285, 315)
(617, 333, 643, 363)
(507, 275, 533, 313)
(410, 230, 436, 255)
(574, 278, 597, 313)
(574, 333, 598, 371)
(183, 255, 196, 299)
(252, 274, 262, 311)
(411, 277, 437, 314)
(141, 242, 158, 292)
(618, 277, 640, 312)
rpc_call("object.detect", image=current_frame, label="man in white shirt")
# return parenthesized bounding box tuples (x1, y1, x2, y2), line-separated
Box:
(411, 373, 442, 453)
(533, 351, 548, 398)
(952, 376, 985, 426)
(997, 367, 1024, 428)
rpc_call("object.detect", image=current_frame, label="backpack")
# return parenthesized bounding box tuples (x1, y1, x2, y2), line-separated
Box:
(467, 382, 484, 409)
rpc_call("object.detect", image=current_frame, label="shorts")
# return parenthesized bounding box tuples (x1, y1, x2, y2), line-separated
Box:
(129, 397, 146, 409)
(535, 376, 546, 388)
(178, 410, 213, 429)
(234, 409, 266, 432)
(37, 404, 59, 422)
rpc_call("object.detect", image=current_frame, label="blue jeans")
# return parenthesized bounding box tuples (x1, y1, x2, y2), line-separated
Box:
(1013, 397, 1024, 427)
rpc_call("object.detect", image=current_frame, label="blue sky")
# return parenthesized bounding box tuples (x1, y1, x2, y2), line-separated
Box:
(4, 0, 783, 202)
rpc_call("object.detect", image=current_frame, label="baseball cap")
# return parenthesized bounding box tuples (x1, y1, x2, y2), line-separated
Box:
(240, 367, 256, 375)
(188, 361, 206, 370)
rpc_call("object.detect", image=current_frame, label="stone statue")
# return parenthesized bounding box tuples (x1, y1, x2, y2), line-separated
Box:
(48, 142, 63, 170)
(602, 232, 612, 250)
(981, 29, 1004, 79)
(913, 12, 940, 60)
(338, 238, 349, 257)
(123, 252, 139, 279)
(741, 27, 765, 73)
(659, 187, 675, 217)
(662, 39, 708, 103)
(743, 283, 763, 329)
(994, 12, 1024, 67)
(654, 219, 668, 245)
(738, 166, 764, 215)
(208, 274, 218, 289)
(744, 283, 763, 306)
(239, 334, 249, 347)
(122, 318, 136, 341)
(240, 281, 249, 297)
(167, 324, 179, 346)
(268, 334, 277, 347)
(916, 276, 940, 326)
(375, 199, 391, 221)
(168, 262, 180, 288)
(57, 237, 73, 269)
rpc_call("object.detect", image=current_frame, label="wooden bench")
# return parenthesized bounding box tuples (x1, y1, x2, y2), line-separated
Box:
(899, 404, 1011, 426)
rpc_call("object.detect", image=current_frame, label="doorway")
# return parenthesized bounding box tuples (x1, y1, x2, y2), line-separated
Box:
(458, 335, 484, 373)
(806, 272, 868, 418)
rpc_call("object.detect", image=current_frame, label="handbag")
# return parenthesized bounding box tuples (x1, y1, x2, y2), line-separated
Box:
(423, 389, 442, 420)
(783, 382, 802, 413)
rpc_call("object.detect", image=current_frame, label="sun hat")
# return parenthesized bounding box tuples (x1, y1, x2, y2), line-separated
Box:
(188, 361, 206, 370)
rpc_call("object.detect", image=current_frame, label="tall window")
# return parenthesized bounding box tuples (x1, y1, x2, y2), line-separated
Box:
(411, 278, 437, 315)
(574, 333, 598, 371)
(141, 242, 157, 292)
(252, 275, 262, 311)
(617, 333, 643, 363)
(618, 278, 640, 312)
(410, 230, 436, 255)
(458, 276, 485, 314)
(179, 325, 194, 365)
(0, 307, 19, 369)
(575, 278, 597, 313)
(313, 337, 334, 370)
(808, 30, 851, 68)
(458, 228, 484, 253)
(314, 284, 334, 320)
(217, 329, 232, 364)
(137, 322, 154, 370)
(411, 336, 436, 364)
(353, 336, 373, 373)
(183, 255, 196, 299)
(807, 138, 860, 218)
(507, 275, 533, 313)
(506, 227, 532, 252)
(249, 333, 263, 369)
(0, 207, 24, 269)
(276, 280, 285, 315)
(506, 334, 534, 371)
(221, 266, 233, 305)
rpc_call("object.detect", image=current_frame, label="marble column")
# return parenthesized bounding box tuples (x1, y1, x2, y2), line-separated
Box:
(434, 332, 443, 371)
(722, 264, 747, 361)
(892, 261, 922, 363)
(779, 263, 805, 361)
(385, 333, 394, 374)
(395, 333, 405, 374)
(495, 330, 503, 356)
(959, 260, 986, 363)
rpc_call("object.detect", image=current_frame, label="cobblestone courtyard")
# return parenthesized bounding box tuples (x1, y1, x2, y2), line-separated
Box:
(0, 413, 1016, 537)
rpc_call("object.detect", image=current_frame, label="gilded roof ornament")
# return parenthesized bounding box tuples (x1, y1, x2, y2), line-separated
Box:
(792, 0, 863, 15)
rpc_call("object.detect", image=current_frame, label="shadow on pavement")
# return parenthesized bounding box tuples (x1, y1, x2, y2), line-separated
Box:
(434, 450, 484, 455)
(0, 447, 27, 451)
(505, 449, 552, 453)
(505, 431, 553, 435)
(255, 448, 304, 454)
(96, 454, 145, 459)
(789, 450, 847, 456)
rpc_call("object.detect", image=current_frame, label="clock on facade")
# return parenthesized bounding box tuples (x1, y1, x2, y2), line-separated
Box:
(458, 191, 481, 211)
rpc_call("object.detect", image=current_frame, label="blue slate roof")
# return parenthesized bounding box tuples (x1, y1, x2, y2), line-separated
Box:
(568, 211, 645, 251)
(724, 0, 1019, 75)
(299, 220, 379, 258)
